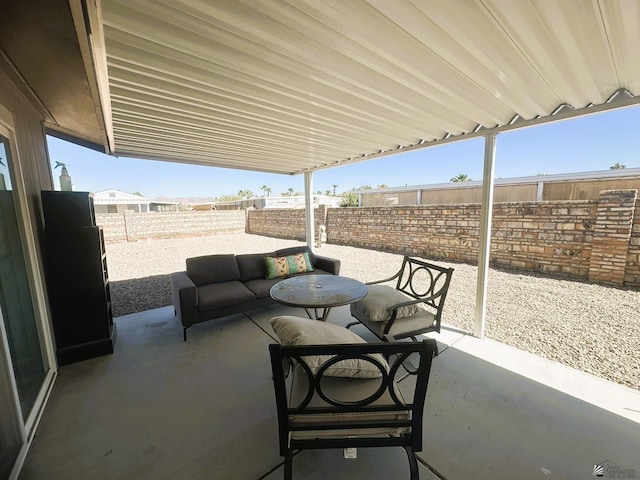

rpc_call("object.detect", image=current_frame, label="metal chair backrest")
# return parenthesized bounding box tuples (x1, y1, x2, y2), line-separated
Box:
(395, 256, 454, 316)
(268, 339, 438, 479)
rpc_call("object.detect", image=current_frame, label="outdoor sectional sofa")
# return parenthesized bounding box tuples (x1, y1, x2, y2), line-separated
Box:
(170, 246, 340, 340)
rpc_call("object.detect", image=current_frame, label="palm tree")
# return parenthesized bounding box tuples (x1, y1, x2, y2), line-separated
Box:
(288, 187, 295, 196)
(376, 184, 389, 189)
(261, 185, 272, 197)
(450, 174, 472, 182)
(238, 189, 253, 199)
(332, 184, 338, 195)
(610, 162, 626, 170)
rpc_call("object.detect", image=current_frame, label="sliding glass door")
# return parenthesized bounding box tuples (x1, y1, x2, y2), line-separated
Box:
(0, 123, 54, 479)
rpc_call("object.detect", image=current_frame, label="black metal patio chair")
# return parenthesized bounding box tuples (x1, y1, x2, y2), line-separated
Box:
(347, 256, 454, 341)
(268, 339, 438, 479)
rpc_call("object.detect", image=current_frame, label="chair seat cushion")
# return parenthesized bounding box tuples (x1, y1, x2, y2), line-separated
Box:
(355, 309, 436, 340)
(197, 281, 255, 311)
(269, 316, 387, 378)
(350, 285, 423, 322)
(289, 369, 410, 439)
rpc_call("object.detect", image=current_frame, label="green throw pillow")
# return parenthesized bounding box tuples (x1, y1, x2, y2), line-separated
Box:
(265, 252, 313, 279)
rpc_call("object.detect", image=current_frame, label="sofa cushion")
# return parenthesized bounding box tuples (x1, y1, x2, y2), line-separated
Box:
(186, 254, 241, 286)
(265, 252, 314, 279)
(247, 269, 335, 299)
(197, 281, 255, 311)
(237, 253, 273, 281)
(275, 246, 317, 266)
(244, 277, 282, 299)
(269, 316, 387, 378)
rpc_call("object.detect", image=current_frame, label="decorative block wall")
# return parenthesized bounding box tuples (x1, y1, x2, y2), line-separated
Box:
(96, 210, 245, 242)
(247, 205, 327, 241)
(255, 190, 639, 287)
(589, 190, 637, 285)
(490, 202, 596, 278)
(626, 199, 640, 285)
(326, 201, 598, 279)
(95, 191, 640, 288)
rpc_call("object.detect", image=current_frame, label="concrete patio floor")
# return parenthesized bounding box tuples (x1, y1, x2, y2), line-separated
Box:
(19, 304, 640, 480)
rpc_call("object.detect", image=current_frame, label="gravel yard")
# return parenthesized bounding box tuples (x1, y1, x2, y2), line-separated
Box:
(106, 233, 640, 391)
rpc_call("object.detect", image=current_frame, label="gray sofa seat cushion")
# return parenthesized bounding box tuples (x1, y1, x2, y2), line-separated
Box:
(187, 254, 241, 286)
(244, 269, 333, 299)
(301, 268, 331, 276)
(197, 281, 255, 311)
(244, 277, 281, 299)
(237, 253, 273, 281)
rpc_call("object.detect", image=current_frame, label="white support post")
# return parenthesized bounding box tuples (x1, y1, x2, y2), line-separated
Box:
(475, 134, 497, 338)
(536, 181, 544, 201)
(304, 172, 315, 253)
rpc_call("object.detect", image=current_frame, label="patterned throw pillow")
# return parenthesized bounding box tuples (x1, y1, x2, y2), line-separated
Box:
(265, 252, 313, 279)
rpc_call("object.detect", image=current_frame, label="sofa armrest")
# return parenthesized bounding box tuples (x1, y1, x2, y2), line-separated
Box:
(170, 271, 198, 328)
(315, 255, 340, 275)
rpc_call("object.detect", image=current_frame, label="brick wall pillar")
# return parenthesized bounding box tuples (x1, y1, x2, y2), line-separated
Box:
(317, 204, 328, 226)
(589, 189, 637, 285)
(625, 199, 640, 286)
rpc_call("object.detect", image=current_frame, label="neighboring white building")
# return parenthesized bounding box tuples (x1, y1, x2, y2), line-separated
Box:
(210, 194, 342, 210)
(92, 190, 180, 213)
(93, 190, 151, 213)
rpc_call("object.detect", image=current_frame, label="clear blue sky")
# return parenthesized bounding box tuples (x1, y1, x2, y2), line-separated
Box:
(47, 105, 640, 199)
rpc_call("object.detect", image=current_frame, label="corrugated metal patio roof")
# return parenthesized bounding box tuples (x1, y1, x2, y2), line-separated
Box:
(79, 0, 640, 175)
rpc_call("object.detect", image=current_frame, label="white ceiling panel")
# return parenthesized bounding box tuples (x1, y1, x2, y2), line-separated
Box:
(87, 0, 640, 175)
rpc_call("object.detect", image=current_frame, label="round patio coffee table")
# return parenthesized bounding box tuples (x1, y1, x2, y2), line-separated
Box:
(270, 274, 367, 321)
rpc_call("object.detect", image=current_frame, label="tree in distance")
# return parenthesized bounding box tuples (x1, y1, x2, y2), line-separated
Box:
(450, 174, 472, 182)
(261, 185, 272, 197)
(217, 194, 241, 202)
(610, 162, 626, 170)
(339, 191, 359, 207)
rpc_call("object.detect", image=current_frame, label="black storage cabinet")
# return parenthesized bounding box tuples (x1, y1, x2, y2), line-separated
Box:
(41, 191, 116, 365)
